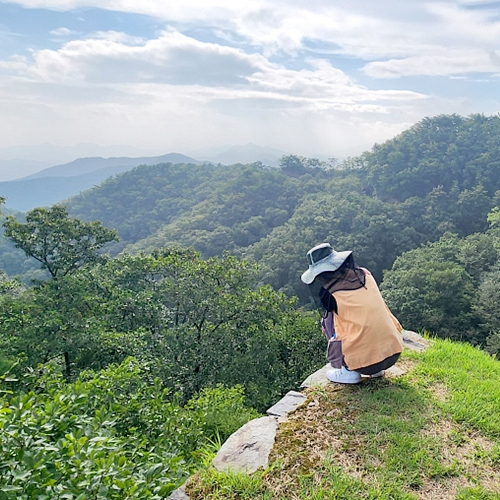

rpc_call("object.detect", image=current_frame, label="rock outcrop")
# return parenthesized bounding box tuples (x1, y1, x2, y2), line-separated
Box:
(169, 330, 428, 498)
(212, 416, 279, 473)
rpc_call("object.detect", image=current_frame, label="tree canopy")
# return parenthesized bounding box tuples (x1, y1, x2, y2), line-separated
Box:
(3, 206, 118, 278)
(28, 114, 490, 302)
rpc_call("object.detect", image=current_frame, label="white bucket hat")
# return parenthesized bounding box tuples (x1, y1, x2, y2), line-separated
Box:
(300, 243, 353, 285)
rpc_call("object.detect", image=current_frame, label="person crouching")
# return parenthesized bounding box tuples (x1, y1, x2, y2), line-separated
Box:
(301, 243, 403, 384)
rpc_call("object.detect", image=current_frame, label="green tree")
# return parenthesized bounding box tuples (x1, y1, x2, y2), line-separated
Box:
(86, 248, 324, 409)
(487, 206, 500, 228)
(1, 207, 118, 380)
(472, 266, 500, 357)
(0, 275, 112, 381)
(3, 206, 118, 278)
(381, 234, 483, 343)
(380, 229, 500, 346)
(473, 269, 500, 335)
(457, 232, 499, 283)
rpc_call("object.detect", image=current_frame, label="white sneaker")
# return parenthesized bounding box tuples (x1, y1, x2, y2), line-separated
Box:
(370, 370, 384, 378)
(327, 366, 362, 384)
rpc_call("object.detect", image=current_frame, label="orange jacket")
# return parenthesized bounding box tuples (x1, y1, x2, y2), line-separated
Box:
(332, 270, 403, 370)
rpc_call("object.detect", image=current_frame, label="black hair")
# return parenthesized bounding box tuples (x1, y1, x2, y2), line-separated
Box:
(308, 253, 364, 313)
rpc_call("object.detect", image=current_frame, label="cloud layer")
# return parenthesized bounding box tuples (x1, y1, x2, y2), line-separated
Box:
(1, 0, 499, 157)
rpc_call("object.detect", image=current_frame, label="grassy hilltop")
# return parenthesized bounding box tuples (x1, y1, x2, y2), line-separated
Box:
(186, 338, 500, 499)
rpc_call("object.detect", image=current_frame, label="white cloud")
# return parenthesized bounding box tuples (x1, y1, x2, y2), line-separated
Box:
(359, 2, 500, 78)
(2, 27, 426, 107)
(364, 49, 498, 78)
(5, 0, 262, 24)
(6, 1, 500, 74)
(0, 54, 28, 72)
(20, 29, 266, 85)
(49, 27, 79, 36)
(1, 0, 500, 160)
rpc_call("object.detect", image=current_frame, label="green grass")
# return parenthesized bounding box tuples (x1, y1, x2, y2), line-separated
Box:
(183, 468, 272, 499)
(186, 339, 500, 499)
(412, 338, 500, 437)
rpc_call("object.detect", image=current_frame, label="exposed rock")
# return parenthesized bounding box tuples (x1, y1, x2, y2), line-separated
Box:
(300, 363, 330, 389)
(212, 416, 278, 473)
(266, 390, 307, 417)
(385, 365, 406, 377)
(402, 330, 429, 352)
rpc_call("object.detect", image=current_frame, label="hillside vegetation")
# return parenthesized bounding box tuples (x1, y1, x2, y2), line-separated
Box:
(60, 116, 493, 279)
(61, 113, 500, 351)
(1, 113, 500, 498)
(187, 339, 500, 499)
(0, 209, 324, 497)
(2, 115, 500, 348)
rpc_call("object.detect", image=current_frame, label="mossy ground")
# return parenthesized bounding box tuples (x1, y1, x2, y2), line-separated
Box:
(186, 339, 500, 499)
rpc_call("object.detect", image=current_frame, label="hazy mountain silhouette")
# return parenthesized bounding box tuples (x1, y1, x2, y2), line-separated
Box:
(0, 153, 203, 212)
(24, 153, 201, 179)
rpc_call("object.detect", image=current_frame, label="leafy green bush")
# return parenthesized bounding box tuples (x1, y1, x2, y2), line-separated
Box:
(186, 385, 260, 442)
(0, 358, 260, 499)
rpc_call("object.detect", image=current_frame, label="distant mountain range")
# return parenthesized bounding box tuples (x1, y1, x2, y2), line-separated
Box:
(0, 142, 295, 212)
(0, 142, 290, 181)
(0, 153, 203, 212)
(0, 143, 162, 168)
(24, 153, 201, 179)
(0, 158, 53, 182)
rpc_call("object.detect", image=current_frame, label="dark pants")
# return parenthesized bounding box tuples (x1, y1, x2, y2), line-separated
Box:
(327, 340, 401, 374)
(353, 352, 401, 375)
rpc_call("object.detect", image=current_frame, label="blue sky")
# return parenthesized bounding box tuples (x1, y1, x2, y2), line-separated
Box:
(1, 0, 500, 161)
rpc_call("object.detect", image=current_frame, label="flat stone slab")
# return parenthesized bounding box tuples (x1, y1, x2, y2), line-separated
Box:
(266, 390, 307, 417)
(385, 365, 406, 377)
(212, 416, 278, 473)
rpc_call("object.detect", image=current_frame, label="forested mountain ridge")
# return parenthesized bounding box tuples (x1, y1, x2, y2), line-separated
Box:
(61, 114, 499, 302)
(1, 113, 500, 344)
(246, 115, 499, 301)
(66, 160, 333, 256)
(360, 113, 500, 201)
